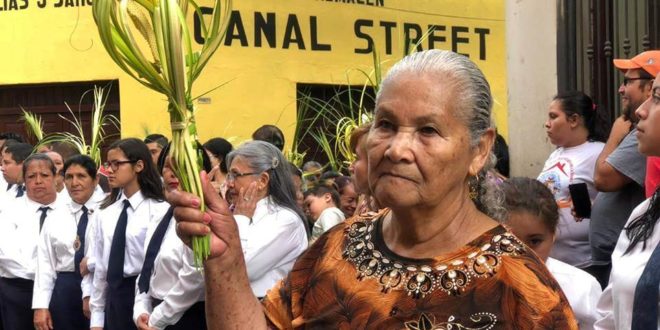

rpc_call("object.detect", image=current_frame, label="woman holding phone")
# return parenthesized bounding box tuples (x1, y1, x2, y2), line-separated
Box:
(538, 91, 608, 269)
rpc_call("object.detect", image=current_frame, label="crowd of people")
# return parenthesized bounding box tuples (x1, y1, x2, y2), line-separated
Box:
(0, 48, 658, 329)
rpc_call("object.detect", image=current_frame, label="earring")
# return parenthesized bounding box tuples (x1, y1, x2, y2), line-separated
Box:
(468, 176, 479, 201)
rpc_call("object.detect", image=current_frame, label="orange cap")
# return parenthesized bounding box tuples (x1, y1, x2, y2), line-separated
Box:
(613, 50, 660, 77)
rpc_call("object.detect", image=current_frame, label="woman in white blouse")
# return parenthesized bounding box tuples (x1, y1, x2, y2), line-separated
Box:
(33, 155, 105, 330)
(133, 143, 206, 330)
(225, 141, 308, 298)
(596, 73, 660, 329)
(90, 139, 170, 330)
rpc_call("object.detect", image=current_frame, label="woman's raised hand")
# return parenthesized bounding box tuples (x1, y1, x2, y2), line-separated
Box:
(170, 171, 241, 261)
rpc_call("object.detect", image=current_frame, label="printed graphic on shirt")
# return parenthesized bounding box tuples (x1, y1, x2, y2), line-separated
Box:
(538, 157, 575, 209)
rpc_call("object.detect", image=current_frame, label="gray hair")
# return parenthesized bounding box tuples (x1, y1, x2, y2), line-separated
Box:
(226, 141, 308, 231)
(377, 49, 505, 221)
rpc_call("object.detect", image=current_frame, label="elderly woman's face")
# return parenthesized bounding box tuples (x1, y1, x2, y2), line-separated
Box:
(367, 72, 488, 210)
(225, 156, 264, 204)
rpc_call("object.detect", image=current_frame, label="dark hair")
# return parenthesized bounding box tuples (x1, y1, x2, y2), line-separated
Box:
(502, 177, 559, 233)
(157, 142, 212, 176)
(493, 133, 510, 178)
(22, 153, 57, 178)
(226, 141, 307, 233)
(203, 138, 233, 174)
(335, 175, 354, 195)
(553, 91, 610, 143)
(305, 183, 341, 207)
(0, 132, 25, 144)
(4, 142, 33, 163)
(51, 141, 80, 161)
(252, 125, 285, 151)
(287, 161, 302, 179)
(101, 138, 165, 209)
(63, 154, 97, 179)
(625, 187, 660, 253)
(144, 134, 168, 148)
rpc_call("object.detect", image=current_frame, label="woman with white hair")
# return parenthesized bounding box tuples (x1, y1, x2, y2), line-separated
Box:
(171, 50, 577, 328)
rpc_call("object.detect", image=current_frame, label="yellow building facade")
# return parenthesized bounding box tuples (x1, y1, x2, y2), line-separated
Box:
(0, 0, 507, 148)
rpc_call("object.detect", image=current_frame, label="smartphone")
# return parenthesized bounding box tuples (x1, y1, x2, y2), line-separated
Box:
(569, 183, 591, 219)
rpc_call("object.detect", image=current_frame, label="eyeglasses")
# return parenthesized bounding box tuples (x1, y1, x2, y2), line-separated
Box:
(623, 77, 651, 86)
(226, 171, 260, 182)
(103, 160, 136, 171)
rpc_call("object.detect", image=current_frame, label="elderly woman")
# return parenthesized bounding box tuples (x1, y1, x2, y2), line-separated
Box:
(223, 141, 308, 298)
(172, 50, 576, 328)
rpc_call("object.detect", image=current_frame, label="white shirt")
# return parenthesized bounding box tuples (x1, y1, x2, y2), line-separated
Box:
(32, 188, 105, 308)
(133, 216, 205, 330)
(81, 185, 108, 298)
(0, 184, 25, 213)
(89, 191, 170, 328)
(546, 257, 602, 329)
(234, 197, 308, 297)
(311, 206, 345, 242)
(537, 141, 604, 267)
(595, 198, 660, 330)
(0, 196, 62, 280)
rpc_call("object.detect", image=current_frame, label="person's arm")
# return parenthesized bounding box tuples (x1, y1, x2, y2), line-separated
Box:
(594, 117, 633, 191)
(172, 172, 267, 330)
(89, 215, 108, 328)
(594, 283, 614, 330)
(149, 245, 204, 330)
(32, 224, 56, 330)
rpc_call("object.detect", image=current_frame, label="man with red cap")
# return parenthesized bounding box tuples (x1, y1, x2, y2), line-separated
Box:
(589, 50, 660, 287)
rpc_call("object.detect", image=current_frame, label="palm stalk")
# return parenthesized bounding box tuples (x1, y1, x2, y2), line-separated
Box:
(39, 86, 119, 167)
(20, 109, 45, 143)
(93, 0, 232, 266)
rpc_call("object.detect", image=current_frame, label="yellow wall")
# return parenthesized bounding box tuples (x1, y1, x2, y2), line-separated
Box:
(0, 0, 507, 147)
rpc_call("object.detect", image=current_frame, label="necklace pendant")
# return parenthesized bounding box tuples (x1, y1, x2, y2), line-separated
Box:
(73, 235, 81, 251)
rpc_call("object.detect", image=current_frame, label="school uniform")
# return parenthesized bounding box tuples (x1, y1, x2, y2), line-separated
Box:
(0, 196, 61, 330)
(133, 208, 206, 329)
(32, 188, 105, 329)
(89, 191, 169, 330)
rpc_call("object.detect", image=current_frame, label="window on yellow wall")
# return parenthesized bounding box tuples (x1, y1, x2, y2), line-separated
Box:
(295, 83, 375, 174)
(0, 80, 121, 158)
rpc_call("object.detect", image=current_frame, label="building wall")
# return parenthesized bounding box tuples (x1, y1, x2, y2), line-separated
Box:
(506, 0, 557, 177)
(1, 0, 508, 153)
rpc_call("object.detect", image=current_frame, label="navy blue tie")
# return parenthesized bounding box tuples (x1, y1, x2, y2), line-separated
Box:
(107, 200, 131, 290)
(74, 206, 89, 275)
(631, 240, 660, 329)
(38, 206, 50, 232)
(138, 206, 174, 293)
(6, 183, 12, 191)
(16, 185, 24, 198)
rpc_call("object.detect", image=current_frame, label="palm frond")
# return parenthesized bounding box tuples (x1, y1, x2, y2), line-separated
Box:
(20, 108, 45, 142)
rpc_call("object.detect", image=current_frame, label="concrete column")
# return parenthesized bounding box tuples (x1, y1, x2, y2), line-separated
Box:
(506, 0, 558, 177)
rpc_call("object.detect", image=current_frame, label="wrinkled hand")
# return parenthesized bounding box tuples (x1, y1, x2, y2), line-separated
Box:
(170, 171, 241, 261)
(80, 257, 90, 276)
(33, 309, 53, 330)
(233, 182, 258, 219)
(82, 297, 91, 319)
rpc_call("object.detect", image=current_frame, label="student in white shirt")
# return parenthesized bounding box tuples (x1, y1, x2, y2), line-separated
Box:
(225, 141, 308, 298)
(596, 70, 660, 330)
(0, 142, 33, 205)
(537, 91, 609, 268)
(0, 153, 62, 330)
(32, 155, 105, 330)
(502, 177, 602, 329)
(90, 139, 170, 330)
(304, 184, 345, 242)
(133, 143, 206, 330)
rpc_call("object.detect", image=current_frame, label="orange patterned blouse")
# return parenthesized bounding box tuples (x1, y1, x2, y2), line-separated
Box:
(263, 210, 577, 329)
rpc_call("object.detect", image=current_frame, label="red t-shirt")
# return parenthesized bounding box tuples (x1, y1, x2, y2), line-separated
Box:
(646, 157, 660, 197)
